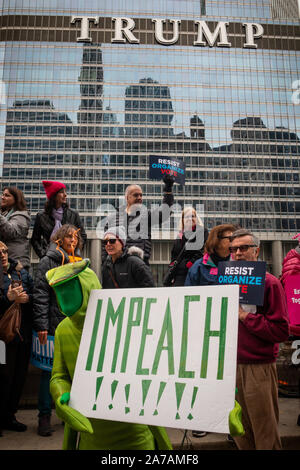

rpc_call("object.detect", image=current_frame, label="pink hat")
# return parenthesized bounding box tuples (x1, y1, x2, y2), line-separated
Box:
(42, 181, 66, 200)
(292, 233, 300, 243)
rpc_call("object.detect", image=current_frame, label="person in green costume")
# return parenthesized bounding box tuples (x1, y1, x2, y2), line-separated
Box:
(46, 259, 173, 450)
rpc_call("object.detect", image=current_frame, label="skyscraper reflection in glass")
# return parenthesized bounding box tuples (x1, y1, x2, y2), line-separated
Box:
(0, 0, 299, 279)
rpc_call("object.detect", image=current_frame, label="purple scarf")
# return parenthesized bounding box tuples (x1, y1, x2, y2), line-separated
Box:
(51, 207, 63, 237)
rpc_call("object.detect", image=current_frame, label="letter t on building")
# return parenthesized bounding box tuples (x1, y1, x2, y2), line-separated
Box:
(71, 16, 100, 42)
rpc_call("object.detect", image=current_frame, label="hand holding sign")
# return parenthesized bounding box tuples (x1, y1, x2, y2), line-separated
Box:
(149, 155, 186, 185)
(162, 173, 175, 191)
(238, 305, 249, 322)
(218, 261, 266, 305)
(55, 393, 93, 434)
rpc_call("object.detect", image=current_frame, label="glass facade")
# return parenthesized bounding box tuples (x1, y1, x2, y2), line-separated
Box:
(0, 0, 299, 275)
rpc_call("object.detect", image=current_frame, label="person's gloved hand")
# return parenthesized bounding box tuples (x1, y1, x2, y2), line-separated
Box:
(55, 392, 93, 434)
(228, 400, 245, 437)
(162, 174, 175, 192)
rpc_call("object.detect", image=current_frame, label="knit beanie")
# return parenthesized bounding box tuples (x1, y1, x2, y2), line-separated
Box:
(292, 233, 300, 244)
(42, 180, 66, 200)
(103, 226, 127, 247)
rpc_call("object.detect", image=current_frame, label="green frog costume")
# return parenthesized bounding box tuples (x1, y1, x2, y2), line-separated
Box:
(47, 259, 243, 450)
(46, 259, 172, 450)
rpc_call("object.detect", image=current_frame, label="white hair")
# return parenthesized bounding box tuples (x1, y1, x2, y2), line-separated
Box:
(125, 184, 142, 201)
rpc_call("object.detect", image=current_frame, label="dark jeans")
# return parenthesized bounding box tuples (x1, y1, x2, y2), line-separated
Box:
(38, 369, 52, 417)
(0, 340, 31, 424)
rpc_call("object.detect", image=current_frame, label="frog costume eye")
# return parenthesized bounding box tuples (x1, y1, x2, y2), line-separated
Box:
(46, 259, 89, 317)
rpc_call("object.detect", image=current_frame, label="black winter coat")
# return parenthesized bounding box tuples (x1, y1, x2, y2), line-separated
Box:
(169, 227, 208, 286)
(102, 192, 174, 265)
(102, 250, 155, 289)
(32, 243, 71, 335)
(30, 205, 87, 259)
(1, 258, 33, 343)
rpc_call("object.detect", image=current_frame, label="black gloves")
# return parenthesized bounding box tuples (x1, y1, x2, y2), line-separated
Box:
(162, 174, 175, 192)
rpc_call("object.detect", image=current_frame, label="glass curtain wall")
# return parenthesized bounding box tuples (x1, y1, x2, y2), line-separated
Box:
(0, 0, 299, 237)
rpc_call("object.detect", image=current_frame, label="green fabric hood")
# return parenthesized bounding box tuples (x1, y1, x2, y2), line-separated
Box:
(46, 259, 102, 329)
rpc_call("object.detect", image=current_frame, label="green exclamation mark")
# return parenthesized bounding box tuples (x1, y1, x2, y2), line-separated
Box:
(140, 380, 152, 416)
(109, 380, 119, 410)
(93, 376, 104, 411)
(153, 381, 167, 416)
(175, 382, 186, 420)
(125, 384, 130, 414)
(187, 386, 198, 420)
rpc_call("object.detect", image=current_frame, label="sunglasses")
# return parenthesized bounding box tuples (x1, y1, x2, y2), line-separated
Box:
(0, 249, 8, 255)
(229, 244, 257, 253)
(103, 238, 117, 246)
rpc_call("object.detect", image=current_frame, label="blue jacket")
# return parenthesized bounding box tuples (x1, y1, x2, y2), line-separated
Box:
(184, 253, 219, 286)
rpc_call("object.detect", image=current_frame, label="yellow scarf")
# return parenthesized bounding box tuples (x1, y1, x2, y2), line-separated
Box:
(68, 256, 82, 263)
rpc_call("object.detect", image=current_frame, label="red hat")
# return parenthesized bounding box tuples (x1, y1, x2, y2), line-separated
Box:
(42, 181, 66, 200)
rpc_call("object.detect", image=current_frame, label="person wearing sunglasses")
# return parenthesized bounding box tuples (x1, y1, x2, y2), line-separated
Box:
(0, 241, 33, 437)
(101, 226, 155, 289)
(229, 228, 289, 450)
(185, 224, 237, 288)
(184, 223, 236, 438)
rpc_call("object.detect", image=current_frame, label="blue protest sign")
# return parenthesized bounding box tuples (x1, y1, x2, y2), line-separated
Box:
(30, 330, 54, 371)
(217, 261, 266, 305)
(149, 155, 186, 185)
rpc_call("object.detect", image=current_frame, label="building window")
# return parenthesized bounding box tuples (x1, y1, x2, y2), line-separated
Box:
(270, 0, 300, 19)
(200, 0, 206, 16)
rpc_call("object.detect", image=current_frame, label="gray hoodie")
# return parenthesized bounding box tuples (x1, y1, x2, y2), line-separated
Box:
(0, 210, 31, 269)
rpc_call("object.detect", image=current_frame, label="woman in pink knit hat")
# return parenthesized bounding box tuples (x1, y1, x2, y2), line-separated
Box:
(280, 233, 300, 337)
(30, 181, 87, 259)
(280, 233, 300, 425)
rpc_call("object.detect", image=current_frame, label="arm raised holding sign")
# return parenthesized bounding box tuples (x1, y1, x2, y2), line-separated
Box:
(102, 174, 174, 266)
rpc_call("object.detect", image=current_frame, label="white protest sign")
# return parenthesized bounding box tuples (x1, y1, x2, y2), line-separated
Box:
(70, 285, 239, 433)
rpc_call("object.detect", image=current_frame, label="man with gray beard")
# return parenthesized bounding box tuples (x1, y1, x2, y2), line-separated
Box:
(103, 174, 175, 265)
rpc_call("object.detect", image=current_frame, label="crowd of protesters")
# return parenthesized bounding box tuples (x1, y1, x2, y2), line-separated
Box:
(0, 178, 298, 451)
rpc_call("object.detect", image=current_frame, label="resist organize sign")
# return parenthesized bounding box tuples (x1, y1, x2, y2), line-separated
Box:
(70, 285, 239, 433)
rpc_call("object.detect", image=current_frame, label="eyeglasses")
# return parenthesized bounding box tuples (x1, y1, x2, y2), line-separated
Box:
(103, 238, 117, 246)
(0, 249, 8, 255)
(229, 244, 257, 253)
